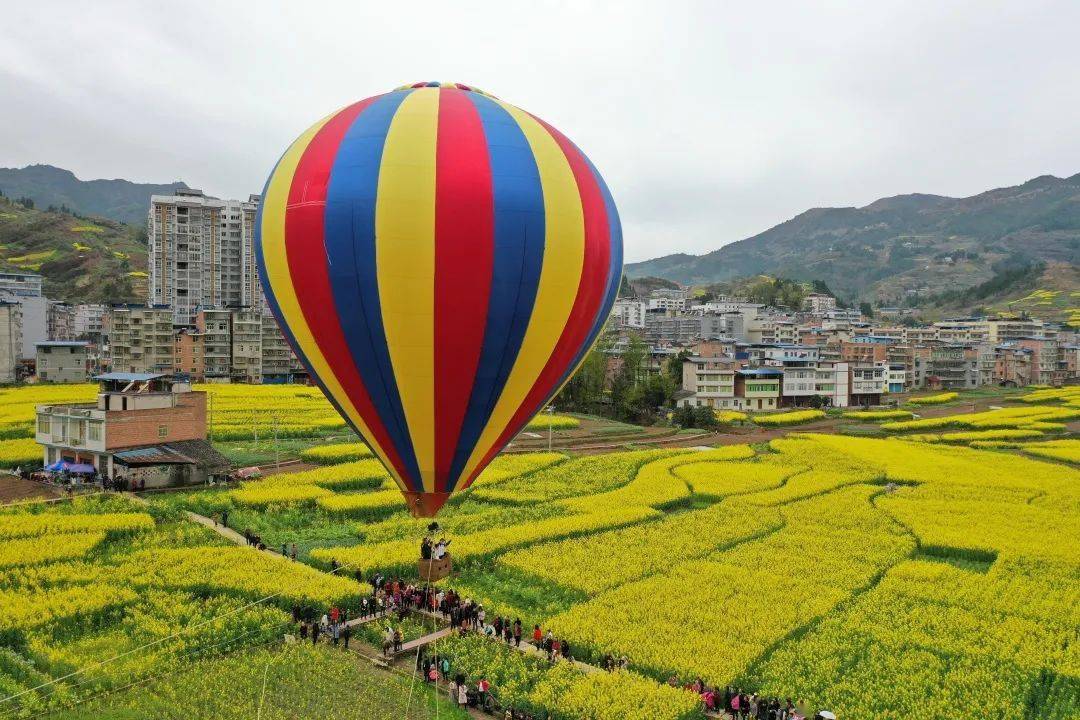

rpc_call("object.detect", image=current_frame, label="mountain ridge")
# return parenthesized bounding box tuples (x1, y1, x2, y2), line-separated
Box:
(0, 164, 188, 225)
(626, 172, 1080, 304)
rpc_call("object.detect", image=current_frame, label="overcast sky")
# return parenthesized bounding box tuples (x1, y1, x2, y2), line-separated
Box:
(2, 1, 1079, 262)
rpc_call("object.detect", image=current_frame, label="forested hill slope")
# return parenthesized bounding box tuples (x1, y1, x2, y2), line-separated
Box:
(0, 196, 147, 303)
(626, 173, 1080, 303)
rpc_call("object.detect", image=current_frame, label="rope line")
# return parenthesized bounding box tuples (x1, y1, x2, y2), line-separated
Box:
(12, 629, 290, 720)
(0, 561, 359, 708)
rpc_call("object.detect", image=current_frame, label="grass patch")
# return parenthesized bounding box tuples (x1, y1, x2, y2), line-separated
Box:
(916, 544, 997, 570)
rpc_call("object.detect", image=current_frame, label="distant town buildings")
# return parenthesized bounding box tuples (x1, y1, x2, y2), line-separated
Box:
(622, 285, 1077, 410)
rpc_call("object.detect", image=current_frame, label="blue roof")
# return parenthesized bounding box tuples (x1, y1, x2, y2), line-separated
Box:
(94, 372, 166, 382)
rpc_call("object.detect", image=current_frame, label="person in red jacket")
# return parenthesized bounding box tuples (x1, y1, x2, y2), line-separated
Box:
(477, 677, 490, 707)
(532, 625, 542, 645)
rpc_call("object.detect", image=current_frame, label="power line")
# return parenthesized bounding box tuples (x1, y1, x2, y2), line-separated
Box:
(0, 560, 359, 709)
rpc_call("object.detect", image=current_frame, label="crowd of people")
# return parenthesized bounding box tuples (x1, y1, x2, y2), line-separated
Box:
(274, 559, 830, 720)
(672, 681, 809, 720)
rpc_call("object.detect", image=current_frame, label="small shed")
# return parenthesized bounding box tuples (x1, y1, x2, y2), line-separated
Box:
(111, 439, 230, 488)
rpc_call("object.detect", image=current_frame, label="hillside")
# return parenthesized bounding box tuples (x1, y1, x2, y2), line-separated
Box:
(0, 196, 147, 303)
(0, 164, 187, 225)
(919, 260, 1080, 323)
(626, 173, 1080, 304)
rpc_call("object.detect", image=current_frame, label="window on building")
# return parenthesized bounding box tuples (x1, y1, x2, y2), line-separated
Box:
(88, 423, 101, 442)
(158, 425, 168, 438)
(37, 415, 49, 433)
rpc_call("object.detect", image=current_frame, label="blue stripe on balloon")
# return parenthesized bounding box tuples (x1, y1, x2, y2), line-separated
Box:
(446, 92, 546, 490)
(322, 89, 424, 492)
(536, 151, 622, 410)
(254, 163, 362, 457)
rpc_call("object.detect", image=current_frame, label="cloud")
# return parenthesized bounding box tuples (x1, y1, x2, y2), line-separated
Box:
(2, 0, 1079, 262)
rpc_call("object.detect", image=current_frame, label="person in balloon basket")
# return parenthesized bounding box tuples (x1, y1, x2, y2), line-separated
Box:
(420, 536, 433, 560)
(382, 625, 394, 656)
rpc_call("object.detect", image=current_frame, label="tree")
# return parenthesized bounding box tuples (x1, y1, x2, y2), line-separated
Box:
(693, 406, 719, 430)
(747, 276, 806, 309)
(672, 404, 697, 428)
(859, 302, 875, 318)
(626, 373, 675, 423)
(665, 350, 691, 387)
(557, 336, 610, 413)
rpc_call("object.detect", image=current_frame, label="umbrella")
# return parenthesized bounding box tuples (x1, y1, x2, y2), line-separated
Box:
(68, 463, 96, 474)
(818, 711, 837, 720)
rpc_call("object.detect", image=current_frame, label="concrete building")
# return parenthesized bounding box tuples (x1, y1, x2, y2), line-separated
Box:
(916, 345, 981, 390)
(933, 320, 990, 344)
(803, 293, 837, 316)
(193, 308, 265, 383)
(73, 304, 107, 342)
(35, 373, 228, 485)
(644, 314, 726, 344)
(986, 317, 1046, 342)
(734, 368, 782, 411)
(840, 341, 888, 364)
(646, 288, 689, 313)
(886, 365, 907, 394)
(261, 316, 304, 384)
(1, 294, 47, 360)
(0, 272, 43, 298)
(678, 356, 738, 408)
(35, 341, 89, 383)
(904, 327, 938, 344)
(108, 305, 175, 375)
(174, 328, 205, 381)
(148, 190, 261, 324)
(230, 310, 262, 384)
(47, 302, 76, 341)
(0, 301, 22, 383)
(197, 308, 233, 381)
(850, 362, 887, 406)
(611, 299, 647, 329)
(994, 345, 1033, 386)
(1016, 338, 1062, 386)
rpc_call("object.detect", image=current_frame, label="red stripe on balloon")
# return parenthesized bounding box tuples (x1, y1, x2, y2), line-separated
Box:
(283, 98, 413, 486)
(433, 88, 495, 493)
(462, 117, 611, 488)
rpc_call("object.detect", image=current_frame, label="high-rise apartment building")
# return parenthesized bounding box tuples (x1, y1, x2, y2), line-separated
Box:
(148, 190, 262, 324)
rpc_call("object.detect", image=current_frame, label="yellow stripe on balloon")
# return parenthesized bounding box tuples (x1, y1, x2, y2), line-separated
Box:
(375, 87, 440, 494)
(459, 99, 585, 483)
(260, 108, 407, 494)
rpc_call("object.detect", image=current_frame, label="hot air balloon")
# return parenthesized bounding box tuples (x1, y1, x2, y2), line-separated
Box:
(256, 81, 622, 518)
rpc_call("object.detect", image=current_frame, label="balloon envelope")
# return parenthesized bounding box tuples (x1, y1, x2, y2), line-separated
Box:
(256, 82, 622, 516)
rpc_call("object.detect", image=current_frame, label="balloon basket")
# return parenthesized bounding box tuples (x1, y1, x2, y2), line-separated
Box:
(418, 555, 453, 582)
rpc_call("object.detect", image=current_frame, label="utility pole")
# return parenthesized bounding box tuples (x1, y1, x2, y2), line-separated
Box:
(547, 405, 555, 453)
